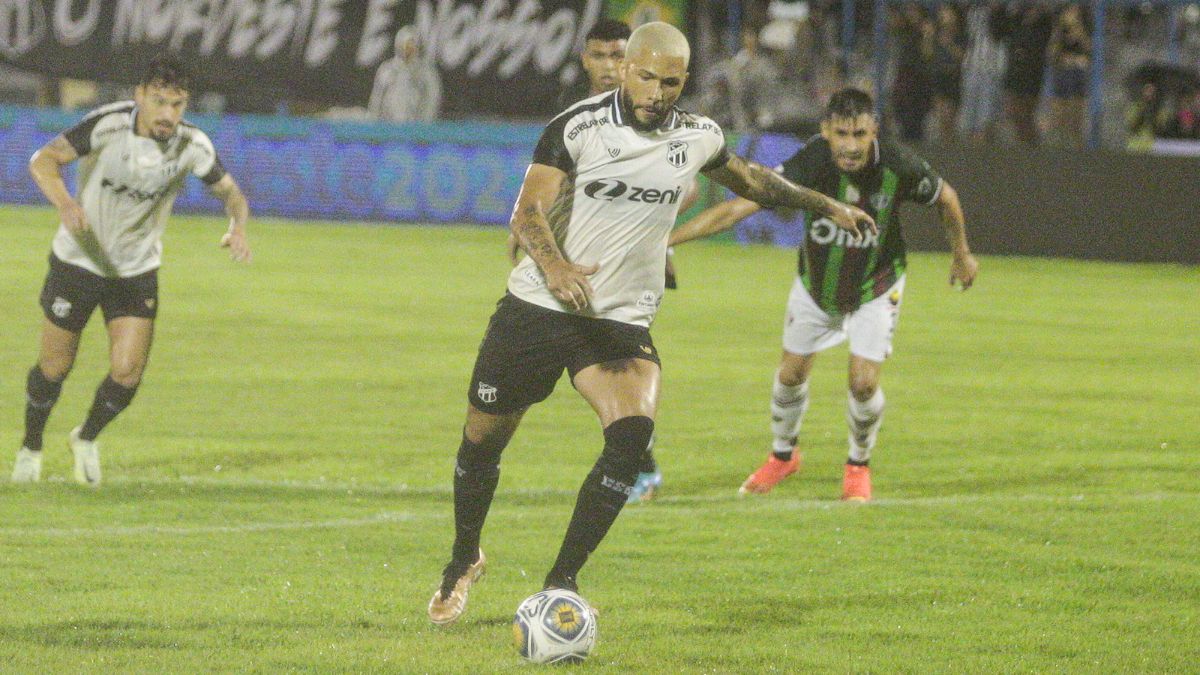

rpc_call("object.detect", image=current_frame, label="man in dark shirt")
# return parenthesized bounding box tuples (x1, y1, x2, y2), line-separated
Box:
(556, 19, 631, 111)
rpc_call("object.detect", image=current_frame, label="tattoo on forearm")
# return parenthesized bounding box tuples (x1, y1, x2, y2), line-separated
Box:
(513, 203, 560, 264)
(753, 165, 829, 213)
(544, 177, 574, 242)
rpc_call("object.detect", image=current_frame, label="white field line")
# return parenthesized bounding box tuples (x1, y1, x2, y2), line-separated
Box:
(109, 476, 1196, 509)
(2, 478, 1191, 538)
(14, 475, 1196, 508)
(95, 476, 1195, 503)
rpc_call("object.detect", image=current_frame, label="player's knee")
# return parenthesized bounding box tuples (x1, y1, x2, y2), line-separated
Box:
(778, 367, 808, 388)
(38, 358, 73, 382)
(110, 364, 144, 389)
(602, 416, 655, 470)
(849, 378, 879, 402)
(457, 429, 507, 469)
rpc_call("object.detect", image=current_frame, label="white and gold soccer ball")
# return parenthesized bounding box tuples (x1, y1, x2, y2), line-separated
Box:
(512, 589, 597, 664)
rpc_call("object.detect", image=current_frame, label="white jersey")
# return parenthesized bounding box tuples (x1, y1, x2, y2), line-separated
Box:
(52, 101, 226, 278)
(508, 90, 729, 327)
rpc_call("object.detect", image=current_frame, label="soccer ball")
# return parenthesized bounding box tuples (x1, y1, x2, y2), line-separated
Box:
(512, 589, 598, 664)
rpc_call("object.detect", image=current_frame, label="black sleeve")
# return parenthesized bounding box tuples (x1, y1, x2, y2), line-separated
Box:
(892, 143, 943, 206)
(200, 154, 227, 185)
(700, 144, 731, 172)
(778, 136, 826, 189)
(62, 112, 104, 156)
(530, 115, 575, 174)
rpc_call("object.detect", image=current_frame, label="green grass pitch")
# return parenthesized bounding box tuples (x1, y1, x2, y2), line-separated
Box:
(0, 204, 1196, 672)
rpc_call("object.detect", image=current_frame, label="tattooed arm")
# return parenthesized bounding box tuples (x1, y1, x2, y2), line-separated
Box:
(510, 163, 599, 311)
(704, 153, 876, 241)
(29, 135, 87, 234)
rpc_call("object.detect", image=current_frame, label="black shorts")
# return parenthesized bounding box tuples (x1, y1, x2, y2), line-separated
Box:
(39, 254, 159, 333)
(467, 294, 661, 415)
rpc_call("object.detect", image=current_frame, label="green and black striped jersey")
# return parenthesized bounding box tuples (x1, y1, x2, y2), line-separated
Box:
(779, 136, 942, 314)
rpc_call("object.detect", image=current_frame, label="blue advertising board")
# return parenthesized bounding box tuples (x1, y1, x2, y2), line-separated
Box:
(0, 105, 539, 225)
(1, 105, 810, 246)
(727, 132, 808, 247)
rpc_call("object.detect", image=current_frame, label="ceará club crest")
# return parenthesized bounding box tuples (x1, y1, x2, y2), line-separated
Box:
(666, 141, 688, 168)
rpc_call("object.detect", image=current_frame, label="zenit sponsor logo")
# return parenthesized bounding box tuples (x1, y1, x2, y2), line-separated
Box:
(583, 179, 682, 204)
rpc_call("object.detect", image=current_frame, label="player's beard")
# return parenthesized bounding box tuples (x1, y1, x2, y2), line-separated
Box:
(835, 153, 866, 172)
(151, 121, 175, 142)
(621, 89, 665, 132)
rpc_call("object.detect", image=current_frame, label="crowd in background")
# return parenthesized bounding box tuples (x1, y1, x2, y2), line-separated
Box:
(1, 0, 1198, 152)
(685, 0, 1200, 150)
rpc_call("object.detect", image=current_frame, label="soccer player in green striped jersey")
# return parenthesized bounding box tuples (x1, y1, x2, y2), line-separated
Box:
(670, 88, 978, 501)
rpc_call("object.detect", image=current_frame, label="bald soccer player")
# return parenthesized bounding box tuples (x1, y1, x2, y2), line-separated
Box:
(428, 22, 875, 625)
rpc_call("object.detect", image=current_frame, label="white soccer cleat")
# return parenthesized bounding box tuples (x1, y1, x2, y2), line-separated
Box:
(68, 427, 101, 487)
(11, 447, 43, 483)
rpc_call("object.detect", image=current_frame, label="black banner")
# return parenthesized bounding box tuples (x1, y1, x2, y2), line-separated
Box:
(0, 0, 603, 117)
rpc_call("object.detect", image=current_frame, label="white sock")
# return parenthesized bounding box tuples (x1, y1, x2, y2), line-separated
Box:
(846, 389, 884, 463)
(770, 372, 809, 454)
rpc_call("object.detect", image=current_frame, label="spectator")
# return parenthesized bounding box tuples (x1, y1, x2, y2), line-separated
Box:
(698, 26, 782, 132)
(994, 3, 1054, 145)
(368, 26, 442, 123)
(959, 3, 1008, 142)
(1125, 82, 1169, 150)
(1164, 89, 1200, 139)
(1047, 4, 1092, 147)
(891, 4, 934, 142)
(930, 4, 967, 143)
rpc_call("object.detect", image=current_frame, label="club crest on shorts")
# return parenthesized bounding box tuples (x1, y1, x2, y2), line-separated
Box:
(145, 298, 156, 309)
(666, 141, 688, 168)
(51, 297, 72, 318)
(607, 147, 620, 158)
(477, 382, 497, 404)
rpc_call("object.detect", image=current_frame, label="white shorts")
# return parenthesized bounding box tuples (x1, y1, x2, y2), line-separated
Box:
(781, 275, 906, 362)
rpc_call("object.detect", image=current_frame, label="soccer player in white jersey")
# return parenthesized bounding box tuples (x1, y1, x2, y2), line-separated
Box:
(428, 22, 876, 625)
(10, 56, 251, 486)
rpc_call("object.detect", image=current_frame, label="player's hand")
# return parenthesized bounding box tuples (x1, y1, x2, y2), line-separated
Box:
(828, 202, 876, 242)
(544, 259, 599, 311)
(506, 233, 522, 266)
(59, 200, 88, 234)
(219, 222, 252, 263)
(950, 252, 978, 290)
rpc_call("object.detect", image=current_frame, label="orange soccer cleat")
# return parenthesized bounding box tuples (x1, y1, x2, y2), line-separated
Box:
(738, 454, 801, 495)
(841, 463, 872, 502)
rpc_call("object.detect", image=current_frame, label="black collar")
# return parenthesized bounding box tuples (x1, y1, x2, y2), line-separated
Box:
(611, 89, 681, 131)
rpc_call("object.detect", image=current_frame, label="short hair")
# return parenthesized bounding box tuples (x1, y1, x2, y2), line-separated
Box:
(140, 54, 191, 92)
(825, 88, 875, 120)
(626, 21, 690, 68)
(586, 18, 631, 42)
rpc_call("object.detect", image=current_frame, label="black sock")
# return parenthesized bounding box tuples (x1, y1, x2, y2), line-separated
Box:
(638, 433, 657, 474)
(773, 449, 795, 462)
(847, 458, 869, 467)
(79, 376, 137, 442)
(448, 432, 505, 574)
(545, 416, 654, 590)
(23, 366, 63, 451)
